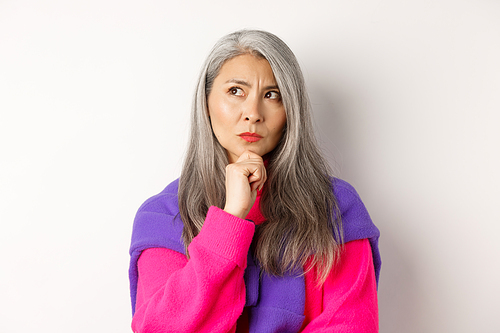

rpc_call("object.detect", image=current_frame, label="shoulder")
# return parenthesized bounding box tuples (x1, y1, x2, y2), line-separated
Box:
(136, 178, 180, 216)
(332, 178, 368, 219)
(331, 178, 379, 243)
(131, 178, 185, 255)
(128, 178, 184, 313)
(332, 178, 363, 203)
(331, 178, 382, 285)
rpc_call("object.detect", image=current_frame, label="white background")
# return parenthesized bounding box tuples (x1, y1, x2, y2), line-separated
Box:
(1, 0, 499, 332)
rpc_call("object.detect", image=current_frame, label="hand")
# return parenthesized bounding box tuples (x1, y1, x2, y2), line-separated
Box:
(223, 150, 267, 219)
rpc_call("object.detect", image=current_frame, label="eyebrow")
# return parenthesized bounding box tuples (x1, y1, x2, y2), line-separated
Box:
(225, 79, 279, 91)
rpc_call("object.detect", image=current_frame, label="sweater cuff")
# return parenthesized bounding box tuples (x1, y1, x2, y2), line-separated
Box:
(191, 206, 256, 268)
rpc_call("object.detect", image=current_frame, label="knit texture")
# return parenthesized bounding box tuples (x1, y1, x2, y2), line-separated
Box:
(129, 178, 380, 332)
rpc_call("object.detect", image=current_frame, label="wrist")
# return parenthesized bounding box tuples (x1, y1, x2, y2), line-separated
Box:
(223, 206, 247, 219)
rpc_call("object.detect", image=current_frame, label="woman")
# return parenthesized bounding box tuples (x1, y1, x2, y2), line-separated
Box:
(129, 29, 381, 332)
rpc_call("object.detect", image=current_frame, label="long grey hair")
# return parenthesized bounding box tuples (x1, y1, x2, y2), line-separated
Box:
(178, 29, 343, 283)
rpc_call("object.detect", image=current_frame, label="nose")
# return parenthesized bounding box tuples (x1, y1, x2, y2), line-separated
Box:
(243, 97, 262, 123)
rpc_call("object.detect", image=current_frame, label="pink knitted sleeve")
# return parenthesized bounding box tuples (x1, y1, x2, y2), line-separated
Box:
(131, 206, 255, 333)
(301, 239, 379, 332)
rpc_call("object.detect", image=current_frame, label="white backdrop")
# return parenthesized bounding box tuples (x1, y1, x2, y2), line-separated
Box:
(1, 0, 499, 332)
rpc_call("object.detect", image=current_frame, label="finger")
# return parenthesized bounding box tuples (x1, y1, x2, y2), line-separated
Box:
(236, 150, 262, 163)
(247, 164, 266, 182)
(250, 181, 260, 192)
(248, 165, 267, 190)
(249, 173, 265, 191)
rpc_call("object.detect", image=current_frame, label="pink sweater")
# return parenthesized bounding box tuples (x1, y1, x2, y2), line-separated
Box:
(132, 200, 378, 332)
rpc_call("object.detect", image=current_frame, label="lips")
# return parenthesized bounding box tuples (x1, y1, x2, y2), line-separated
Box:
(239, 132, 263, 142)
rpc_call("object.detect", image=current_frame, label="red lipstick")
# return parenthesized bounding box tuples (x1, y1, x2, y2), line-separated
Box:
(239, 132, 263, 142)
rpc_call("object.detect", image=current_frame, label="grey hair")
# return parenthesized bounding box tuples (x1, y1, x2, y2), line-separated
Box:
(179, 29, 343, 284)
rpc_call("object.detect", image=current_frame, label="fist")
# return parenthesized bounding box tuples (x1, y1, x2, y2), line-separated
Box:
(223, 151, 267, 219)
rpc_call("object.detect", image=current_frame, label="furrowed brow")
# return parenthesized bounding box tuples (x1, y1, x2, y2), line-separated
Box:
(264, 85, 280, 91)
(225, 79, 251, 87)
(224, 79, 279, 91)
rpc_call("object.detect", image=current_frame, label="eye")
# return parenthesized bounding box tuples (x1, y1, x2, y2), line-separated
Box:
(229, 87, 244, 96)
(265, 91, 281, 100)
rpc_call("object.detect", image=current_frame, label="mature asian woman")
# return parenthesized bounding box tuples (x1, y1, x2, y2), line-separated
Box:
(129, 29, 381, 333)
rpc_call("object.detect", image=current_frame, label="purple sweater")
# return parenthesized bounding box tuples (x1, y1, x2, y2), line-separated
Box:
(129, 178, 381, 332)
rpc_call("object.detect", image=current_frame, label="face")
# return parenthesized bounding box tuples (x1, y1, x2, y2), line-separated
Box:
(207, 54, 287, 163)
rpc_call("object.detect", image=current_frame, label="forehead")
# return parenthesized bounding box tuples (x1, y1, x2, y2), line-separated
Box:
(216, 54, 276, 83)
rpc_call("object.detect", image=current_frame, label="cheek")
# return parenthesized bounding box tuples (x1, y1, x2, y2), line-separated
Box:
(208, 96, 236, 126)
(273, 111, 287, 135)
(267, 112, 286, 150)
(210, 111, 232, 135)
(209, 116, 227, 145)
(208, 97, 223, 130)
(208, 100, 238, 145)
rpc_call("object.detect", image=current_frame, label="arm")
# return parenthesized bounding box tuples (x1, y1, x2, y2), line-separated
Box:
(132, 206, 255, 333)
(301, 239, 379, 332)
